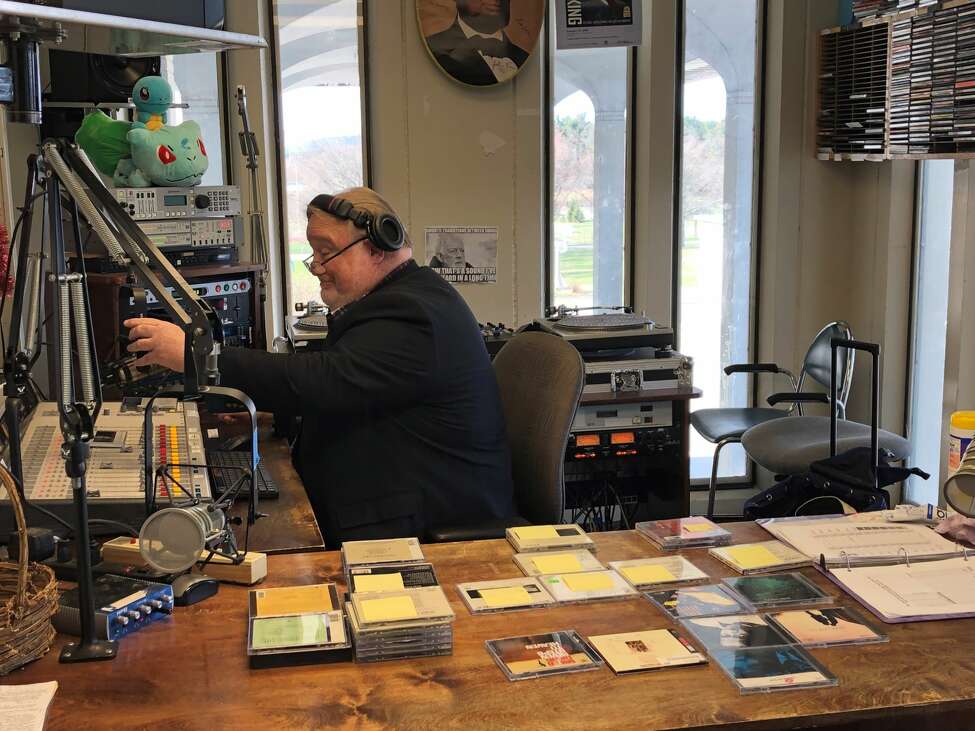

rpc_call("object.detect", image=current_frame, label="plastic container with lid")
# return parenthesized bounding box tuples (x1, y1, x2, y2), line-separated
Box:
(949, 411, 975, 474)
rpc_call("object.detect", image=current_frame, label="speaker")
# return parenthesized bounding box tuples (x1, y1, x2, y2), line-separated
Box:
(46, 50, 160, 103)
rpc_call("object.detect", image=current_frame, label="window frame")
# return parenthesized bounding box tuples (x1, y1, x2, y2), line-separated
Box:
(672, 0, 767, 490)
(268, 0, 373, 317)
(543, 18, 637, 313)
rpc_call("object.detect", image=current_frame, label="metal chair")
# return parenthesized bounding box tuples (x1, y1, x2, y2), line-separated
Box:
(426, 330, 585, 542)
(690, 321, 855, 518)
(742, 338, 910, 481)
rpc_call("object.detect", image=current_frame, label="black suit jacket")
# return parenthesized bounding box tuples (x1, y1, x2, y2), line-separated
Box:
(425, 20, 530, 86)
(220, 262, 515, 547)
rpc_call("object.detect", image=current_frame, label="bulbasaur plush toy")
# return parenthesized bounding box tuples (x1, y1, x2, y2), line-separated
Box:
(132, 76, 172, 131)
(113, 121, 209, 187)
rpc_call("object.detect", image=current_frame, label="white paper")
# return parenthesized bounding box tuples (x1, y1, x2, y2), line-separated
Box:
(0, 681, 58, 731)
(555, 0, 642, 50)
(834, 556, 975, 620)
(767, 520, 958, 565)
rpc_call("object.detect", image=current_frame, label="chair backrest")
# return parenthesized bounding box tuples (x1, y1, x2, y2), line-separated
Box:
(798, 321, 855, 416)
(492, 331, 584, 524)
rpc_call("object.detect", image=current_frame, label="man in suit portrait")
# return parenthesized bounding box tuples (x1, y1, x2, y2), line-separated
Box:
(425, 0, 530, 86)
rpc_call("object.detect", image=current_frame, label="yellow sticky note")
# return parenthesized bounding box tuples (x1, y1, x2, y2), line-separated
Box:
(728, 545, 781, 570)
(684, 522, 713, 533)
(354, 573, 405, 593)
(562, 571, 614, 592)
(359, 595, 418, 623)
(480, 586, 532, 608)
(532, 553, 583, 574)
(620, 564, 676, 585)
(254, 585, 335, 616)
(512, 525, 560, 540)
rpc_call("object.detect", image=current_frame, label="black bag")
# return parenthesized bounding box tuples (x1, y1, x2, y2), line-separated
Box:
(743, 447, 929, 520)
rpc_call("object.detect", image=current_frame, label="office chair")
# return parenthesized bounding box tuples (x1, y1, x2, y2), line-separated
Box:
(426, 331, 585, 542)
(690, 321, 855, 519)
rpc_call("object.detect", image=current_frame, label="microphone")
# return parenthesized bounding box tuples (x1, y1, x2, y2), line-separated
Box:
(138, 504, 228, 573)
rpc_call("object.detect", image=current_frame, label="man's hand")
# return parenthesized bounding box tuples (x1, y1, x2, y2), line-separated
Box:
(124, 318, 186, 372)
(935, 513, 975, 548)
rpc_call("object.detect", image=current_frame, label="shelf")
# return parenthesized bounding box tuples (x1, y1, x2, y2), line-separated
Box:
(0, 1, 266, 57)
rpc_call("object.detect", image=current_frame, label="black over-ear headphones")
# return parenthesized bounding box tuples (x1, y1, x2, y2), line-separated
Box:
(308, 193, 405, 252)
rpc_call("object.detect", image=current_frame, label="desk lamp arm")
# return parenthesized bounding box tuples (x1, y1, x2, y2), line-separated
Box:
(54, 141, 222, 394)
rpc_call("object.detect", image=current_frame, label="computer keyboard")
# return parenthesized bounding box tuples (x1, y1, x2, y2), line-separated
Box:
(206, 450, 280, 501)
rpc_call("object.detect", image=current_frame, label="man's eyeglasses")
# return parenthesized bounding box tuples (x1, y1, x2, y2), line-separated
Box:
(302, 235, 370, 275)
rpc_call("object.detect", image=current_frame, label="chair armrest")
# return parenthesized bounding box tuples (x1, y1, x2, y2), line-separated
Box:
(724, 363, 781, 376)
(426, 515, 530, 543)
(766, 391, 830, 407)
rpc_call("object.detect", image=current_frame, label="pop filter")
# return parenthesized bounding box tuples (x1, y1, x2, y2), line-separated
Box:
(139, 505, 227, 573)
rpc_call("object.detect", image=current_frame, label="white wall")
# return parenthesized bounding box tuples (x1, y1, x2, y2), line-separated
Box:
(759, 0, 916, 456)
(367, 0, 544, 327)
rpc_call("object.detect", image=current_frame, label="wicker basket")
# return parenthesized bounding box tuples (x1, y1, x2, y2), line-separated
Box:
(0, 463, 58, 675)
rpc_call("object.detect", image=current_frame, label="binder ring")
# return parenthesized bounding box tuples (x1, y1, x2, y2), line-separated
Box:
(898, 547, 911, 568)
(840, 550, 852, 572)
(956, 541, 970, 562)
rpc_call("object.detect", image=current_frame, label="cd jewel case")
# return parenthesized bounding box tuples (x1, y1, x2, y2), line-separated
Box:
(645, 583, 750, 619)
(513, 549, 605, 577)
(586, 629, 708, 674)
(485, 630, 604, 681)
(608, 556, 709, 590)
(457, 577, 556, 613)
(539, 570, 638, 603)
(505, 524, 596, 553)
(720, 573, 833, 610)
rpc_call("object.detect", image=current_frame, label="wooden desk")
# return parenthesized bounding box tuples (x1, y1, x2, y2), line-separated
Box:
(9, 522, 975, 730)
(227, 422, 324, 555)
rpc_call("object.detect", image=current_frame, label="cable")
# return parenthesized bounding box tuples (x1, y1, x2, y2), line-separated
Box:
(87, 519, 138, 538)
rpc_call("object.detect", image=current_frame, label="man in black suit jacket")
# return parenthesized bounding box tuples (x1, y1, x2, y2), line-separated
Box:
(125, 187, 515, 548)
(425, 0, 530, 86)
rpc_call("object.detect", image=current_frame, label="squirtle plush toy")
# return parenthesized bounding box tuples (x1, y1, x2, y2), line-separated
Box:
(132, 76, 172, 131)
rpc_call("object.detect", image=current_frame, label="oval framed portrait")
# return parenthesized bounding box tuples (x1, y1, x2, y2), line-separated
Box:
(417, 0, 544, 88)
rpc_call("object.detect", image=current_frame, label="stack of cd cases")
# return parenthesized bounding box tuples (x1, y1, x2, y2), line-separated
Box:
(347, 586, 455, 662)
(247, 583, 352, 668)
(341, 537, 456, 662)
(635, 517, 732, 550)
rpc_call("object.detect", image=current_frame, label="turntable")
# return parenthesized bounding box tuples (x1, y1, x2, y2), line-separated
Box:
(534, 306, 674, 353)
(286, 300, 329, 350)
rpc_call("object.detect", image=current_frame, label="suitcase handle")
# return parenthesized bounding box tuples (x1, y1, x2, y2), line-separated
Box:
(830, 338, 880, 491)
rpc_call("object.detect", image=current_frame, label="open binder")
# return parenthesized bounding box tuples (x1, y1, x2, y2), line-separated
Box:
(820, 548, 975, 624)
(759, 516, 959, 568)
(757, 515, 973, 623)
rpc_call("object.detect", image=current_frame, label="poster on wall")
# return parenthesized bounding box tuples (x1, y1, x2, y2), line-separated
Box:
(416, 0, 545, 87)
(426, 226, 498, 284)
(555, 0, 642, 50)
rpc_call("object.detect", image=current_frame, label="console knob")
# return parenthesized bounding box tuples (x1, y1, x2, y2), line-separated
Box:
(194, 194, 211, 209)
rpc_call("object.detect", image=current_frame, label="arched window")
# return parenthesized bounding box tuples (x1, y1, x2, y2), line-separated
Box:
(549, 38, 631, 312)
(678, 0, 760, 484)
(272, 0, 367, 313)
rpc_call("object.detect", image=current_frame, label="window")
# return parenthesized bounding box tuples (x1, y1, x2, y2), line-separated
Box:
(677, 0, 760, 481)
(907, 160, 954, 504)
(271, 0, 367, 313)
(549, 36, 631, 311)
(160, 54, 225, 186)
